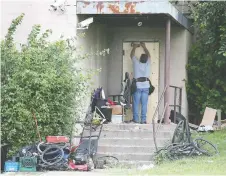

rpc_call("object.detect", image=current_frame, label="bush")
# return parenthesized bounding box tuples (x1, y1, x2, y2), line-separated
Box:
(1, 14, 96, 155)
(186, 2, 226, 122)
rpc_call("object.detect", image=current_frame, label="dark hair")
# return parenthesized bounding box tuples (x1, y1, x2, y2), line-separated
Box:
(140, 54, 148, 63)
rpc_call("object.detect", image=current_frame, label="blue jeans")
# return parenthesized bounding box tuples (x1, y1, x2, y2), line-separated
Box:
(132, 88, 149, 123)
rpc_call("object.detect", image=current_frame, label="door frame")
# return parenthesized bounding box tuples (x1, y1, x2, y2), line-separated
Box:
(122, 40, 161, 122)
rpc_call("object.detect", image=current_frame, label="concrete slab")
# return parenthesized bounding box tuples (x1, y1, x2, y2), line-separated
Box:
(2, 170, 128, 176)
(98, 137, 170, 147)
(102, 123, 176, 131)
(100, 130, 172, 138)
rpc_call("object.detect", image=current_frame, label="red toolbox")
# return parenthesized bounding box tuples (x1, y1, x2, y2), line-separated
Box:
(46, 136, 69, 143)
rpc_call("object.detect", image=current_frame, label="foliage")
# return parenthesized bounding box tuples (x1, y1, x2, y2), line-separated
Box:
(186, 2, 226, 119)
(1, 14, 102, 155)
(154, 149, 170, 165)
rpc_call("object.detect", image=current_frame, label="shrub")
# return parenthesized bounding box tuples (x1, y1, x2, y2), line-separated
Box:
(186, 2, 226, 121)
(1, 14, 97, 155)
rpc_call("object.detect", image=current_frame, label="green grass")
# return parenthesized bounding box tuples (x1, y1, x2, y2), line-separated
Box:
(135, 129, 226, 175)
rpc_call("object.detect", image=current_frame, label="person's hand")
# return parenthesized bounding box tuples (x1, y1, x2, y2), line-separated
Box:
(132, 42, 140, 48)
(140, 42, 146, 48)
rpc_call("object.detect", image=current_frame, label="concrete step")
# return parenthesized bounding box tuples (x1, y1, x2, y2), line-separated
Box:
(119, 160, 154, 168)
(102, 123, 176, 132)
(98, 137, 170, 147)
(96, 152, 154, 161)
(97, 145, 155, 153)
(100, 130, 173, 138)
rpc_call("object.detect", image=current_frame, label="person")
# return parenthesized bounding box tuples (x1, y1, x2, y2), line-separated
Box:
(130, 42, 151, 124)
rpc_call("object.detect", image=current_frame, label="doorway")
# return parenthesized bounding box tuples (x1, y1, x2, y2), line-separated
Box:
(123, 42, 160, 123)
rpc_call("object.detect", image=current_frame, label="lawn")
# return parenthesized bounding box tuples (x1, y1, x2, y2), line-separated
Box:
(135, 129, 226, 175)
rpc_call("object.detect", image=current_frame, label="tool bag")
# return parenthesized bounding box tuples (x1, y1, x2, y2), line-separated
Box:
(131, 77, 155, 95)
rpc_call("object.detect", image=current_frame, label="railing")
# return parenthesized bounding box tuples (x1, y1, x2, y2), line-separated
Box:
(152, 85, 182, 151)
(169, 85, 182, 123)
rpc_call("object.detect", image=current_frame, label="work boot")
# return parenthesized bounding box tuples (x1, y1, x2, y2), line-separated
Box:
(130, 120, 139, 124)
(140, 121, 147, 124)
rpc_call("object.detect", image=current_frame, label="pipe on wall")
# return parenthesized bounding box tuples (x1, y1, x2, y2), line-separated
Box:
(164, 17, 171, 124)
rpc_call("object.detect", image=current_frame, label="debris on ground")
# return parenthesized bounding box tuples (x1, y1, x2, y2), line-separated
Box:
(137, 164, 154, 170)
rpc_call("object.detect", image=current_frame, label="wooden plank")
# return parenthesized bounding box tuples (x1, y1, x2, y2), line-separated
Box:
(200, 107, 217, 126)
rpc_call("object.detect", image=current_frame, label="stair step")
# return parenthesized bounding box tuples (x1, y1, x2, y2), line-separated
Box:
(98, 137, 171, 146)
(98, 145, 155, 153)
(102, 123, 176, 132)
(100, 130, 173, 138)
(119, 160, 154, 167)
(94, 124, 176, 164)
(96, 152, 154, 161)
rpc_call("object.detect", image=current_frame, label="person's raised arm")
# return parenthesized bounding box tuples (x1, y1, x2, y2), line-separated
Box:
(130, 43, 140, 59)
(140, 42, 150, 58)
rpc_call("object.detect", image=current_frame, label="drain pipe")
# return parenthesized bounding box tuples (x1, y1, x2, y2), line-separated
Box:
(164, 17, 171, 124)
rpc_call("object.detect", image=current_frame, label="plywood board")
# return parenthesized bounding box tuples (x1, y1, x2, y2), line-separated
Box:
(200, 107, 217, 126)
(123, 42, 159, 123)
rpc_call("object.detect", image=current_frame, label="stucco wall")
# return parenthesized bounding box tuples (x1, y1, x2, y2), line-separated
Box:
(1, 0, 109, 92)
(78, 23, 109, 92)
(170, 27, 192, 117)
(1, 0, 77, 42)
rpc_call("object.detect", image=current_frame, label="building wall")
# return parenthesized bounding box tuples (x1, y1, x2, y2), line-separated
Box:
(170, 27, 192, 117)
(1, 0, 109, 92)
(78, 23, 109, 92)
(1, 0, 77, 42)
(1, 0, 192, 118)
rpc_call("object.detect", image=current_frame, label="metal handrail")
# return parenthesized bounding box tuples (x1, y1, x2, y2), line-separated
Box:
(152, 86, 168, 151)
(152, 86, 168, 122)
(155, 103, 168, 136)
(152, 85, 182, 151)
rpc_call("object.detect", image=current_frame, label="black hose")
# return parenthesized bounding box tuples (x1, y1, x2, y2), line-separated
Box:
(37, 142, 68, 155)
(40, 145, 64, 166)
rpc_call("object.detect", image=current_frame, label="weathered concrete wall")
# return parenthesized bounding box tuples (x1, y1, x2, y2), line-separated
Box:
(1, 0, 78, 42)
(78, 23, 109, 92)
(170, 27, 192, 117)
(1, 0, 109, 92)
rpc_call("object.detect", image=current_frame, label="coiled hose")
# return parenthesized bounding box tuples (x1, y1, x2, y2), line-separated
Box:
(37, 142, 69, 169)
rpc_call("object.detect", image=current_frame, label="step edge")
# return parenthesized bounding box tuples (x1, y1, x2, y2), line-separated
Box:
(103, 123, 176, 126)
(102, 128, 173, 132)
(99, 137, 172, 140)
(97, 152, 154, 155)
(119, 160, 154, 163)
(98, 145, 156, 148)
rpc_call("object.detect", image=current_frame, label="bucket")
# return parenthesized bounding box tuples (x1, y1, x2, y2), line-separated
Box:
(111, 115, 123, 124)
